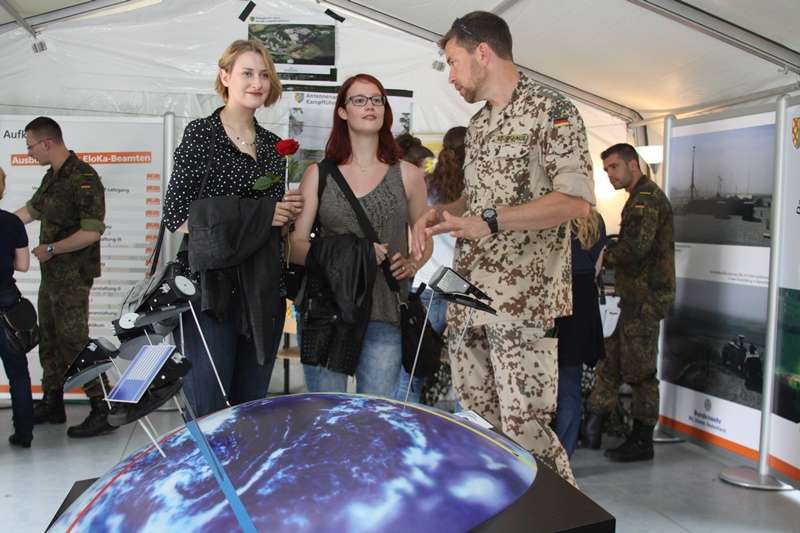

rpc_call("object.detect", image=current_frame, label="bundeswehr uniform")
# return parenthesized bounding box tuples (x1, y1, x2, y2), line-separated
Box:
(450, 73, 595, 485)
(588, 176, 675, 425)
(26, 151, 107, 398)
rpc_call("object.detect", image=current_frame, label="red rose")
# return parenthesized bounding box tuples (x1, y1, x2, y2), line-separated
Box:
(276, 138, 299, 156)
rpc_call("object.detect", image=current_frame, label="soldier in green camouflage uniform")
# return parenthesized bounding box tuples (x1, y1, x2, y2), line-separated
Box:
(15, 117, 114, 438)
(412, 12, 595, 485)
(584, 143, 675, 462)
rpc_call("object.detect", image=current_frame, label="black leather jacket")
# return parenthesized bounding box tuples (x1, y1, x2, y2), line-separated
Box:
(188, 196, 282, 366)
(298, 234, 376, 374)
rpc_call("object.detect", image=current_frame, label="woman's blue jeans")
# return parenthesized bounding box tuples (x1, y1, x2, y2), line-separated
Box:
(554, 364, 583, 458)
(303, 320, 402, 398)
(178, 303, 283, 417)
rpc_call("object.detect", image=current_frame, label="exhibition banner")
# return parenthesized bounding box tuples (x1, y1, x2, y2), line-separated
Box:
(0, 115, 164, 397)
(661, 109, 775, 458)
(770, 98, 800, 480)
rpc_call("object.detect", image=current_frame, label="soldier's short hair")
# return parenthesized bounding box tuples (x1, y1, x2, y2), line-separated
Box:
(215, 39, 282, 107)
(601, 143, 641, 168)
(25, 116, 63, 144)
(439, 11, 513, 61)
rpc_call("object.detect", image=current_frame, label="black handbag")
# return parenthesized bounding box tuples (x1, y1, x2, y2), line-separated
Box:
(325, 162, 443, 379)
(1, 292, 40, 357)
(401, 284, 443, 379)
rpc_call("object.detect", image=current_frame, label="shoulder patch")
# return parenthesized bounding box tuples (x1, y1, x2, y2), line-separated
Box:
(548, 96, 576, 123)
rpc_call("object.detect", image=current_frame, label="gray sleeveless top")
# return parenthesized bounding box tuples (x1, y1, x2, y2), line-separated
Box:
(318, 163, 409, 325)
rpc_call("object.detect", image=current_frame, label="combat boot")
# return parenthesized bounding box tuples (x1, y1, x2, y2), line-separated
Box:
(581, 411, 607, 449)
(67, 398, 118, 438)
(32, 390, 66, 424)
(605, 420, 654, 462)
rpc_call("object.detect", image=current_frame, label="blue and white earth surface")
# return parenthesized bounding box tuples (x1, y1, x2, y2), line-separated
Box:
(51, 393, 536, 532)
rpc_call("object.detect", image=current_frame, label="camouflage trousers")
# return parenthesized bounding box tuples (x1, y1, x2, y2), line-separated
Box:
(588, 307, 660, 425)
(38, 279, 109, 398)
(449, 320, 576, 486)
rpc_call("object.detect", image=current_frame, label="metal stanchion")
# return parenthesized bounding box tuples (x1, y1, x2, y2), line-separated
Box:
(719, 96, 793, 491)
(654, 115, 682, 445)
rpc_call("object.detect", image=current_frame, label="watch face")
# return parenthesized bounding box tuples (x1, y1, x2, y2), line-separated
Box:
(482, 208, 497, 220)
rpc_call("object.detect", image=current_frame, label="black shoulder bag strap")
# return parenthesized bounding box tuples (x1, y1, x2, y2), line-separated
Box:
(322, 159, 402, 298)
(149, 118, 217, 276)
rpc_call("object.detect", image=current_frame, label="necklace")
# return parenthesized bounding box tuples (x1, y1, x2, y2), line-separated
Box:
(221, 120, 256, 148)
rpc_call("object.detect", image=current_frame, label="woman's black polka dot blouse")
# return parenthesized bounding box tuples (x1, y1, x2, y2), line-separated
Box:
(163, 107, 286, 233)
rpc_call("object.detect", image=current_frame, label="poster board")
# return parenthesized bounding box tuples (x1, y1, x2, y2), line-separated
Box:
(0, 115, 164, 397)
(660, 107, 774, 459)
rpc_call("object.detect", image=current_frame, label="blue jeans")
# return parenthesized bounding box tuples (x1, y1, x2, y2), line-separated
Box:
(303, 321, 402, 397)
(394, 289, 447, 403)
(0, 287, 33, 442)
(178, 303, 283, 417)
(554, 365, 583, 458)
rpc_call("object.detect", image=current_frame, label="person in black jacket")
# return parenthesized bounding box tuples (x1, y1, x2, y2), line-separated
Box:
(554, 208, 606, 457)
(0, 168, 33, 447)
(162, 40, 303, 416)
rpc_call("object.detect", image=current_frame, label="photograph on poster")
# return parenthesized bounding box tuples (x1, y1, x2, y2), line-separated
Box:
(249, 23, 335, 65)
(669, 124, 774, 247)
(775, 288, 800, 422)
(662, 277, 767, 409)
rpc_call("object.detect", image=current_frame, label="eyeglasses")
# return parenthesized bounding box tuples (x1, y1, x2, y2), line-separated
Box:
(346, 95, 385, 107)
(452, 18, 480, 42)
(26, 138, 49, 151)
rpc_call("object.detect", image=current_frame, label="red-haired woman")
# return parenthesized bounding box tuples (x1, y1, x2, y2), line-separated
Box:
(290, 74, 428, 396)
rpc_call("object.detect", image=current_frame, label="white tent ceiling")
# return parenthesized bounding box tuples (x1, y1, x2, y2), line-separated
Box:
(323, 0, 800, 124)
(1, 0, 798, 125)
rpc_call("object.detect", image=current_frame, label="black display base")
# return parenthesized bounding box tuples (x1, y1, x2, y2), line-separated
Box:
(48, 478, 98, 531)
(51, 460, 613, 533)
(476, 458, 615, 532)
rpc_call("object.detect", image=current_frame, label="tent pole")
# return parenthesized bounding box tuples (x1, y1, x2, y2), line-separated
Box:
(0, 0, 37, 37)
(629, 82, 800, 127)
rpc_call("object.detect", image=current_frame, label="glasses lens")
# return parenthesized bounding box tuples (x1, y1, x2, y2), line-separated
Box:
(370, 96, 385, 106)
(349, 96, 367, 106)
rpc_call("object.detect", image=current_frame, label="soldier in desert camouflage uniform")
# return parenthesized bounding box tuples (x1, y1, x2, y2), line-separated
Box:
(412, 12, 595, 485)
(584, 143, 675, 462)
(15, 117, 115, 438)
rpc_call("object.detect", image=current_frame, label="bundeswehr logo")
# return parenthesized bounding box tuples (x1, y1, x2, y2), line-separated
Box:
(792, 116, 800, 149)
(294, 92, 305, 105)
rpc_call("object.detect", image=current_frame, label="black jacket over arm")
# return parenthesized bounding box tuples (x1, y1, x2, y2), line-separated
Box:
(188, 196, 282, 366)
(299, 234, 377, 374)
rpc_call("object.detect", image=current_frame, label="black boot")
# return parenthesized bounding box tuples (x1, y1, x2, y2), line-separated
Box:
(67, 398, 118, 438)
(582, 411, 607, 450)
(605, 420, 654, 462)
(32, 391, 66, 424)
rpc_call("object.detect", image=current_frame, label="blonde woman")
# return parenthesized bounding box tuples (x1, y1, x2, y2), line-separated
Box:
(554, 208, 606, 457)
(163, 40, 303, 416)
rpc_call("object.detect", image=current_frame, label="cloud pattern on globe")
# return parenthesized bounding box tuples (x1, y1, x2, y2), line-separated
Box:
(52, 394, 536, 532)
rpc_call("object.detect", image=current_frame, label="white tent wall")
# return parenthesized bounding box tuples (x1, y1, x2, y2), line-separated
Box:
(0, 0, 628, 228)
